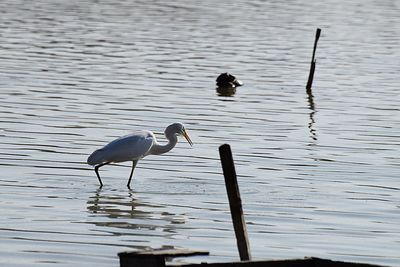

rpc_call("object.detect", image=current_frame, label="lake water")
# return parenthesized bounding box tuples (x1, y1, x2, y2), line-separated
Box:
(0, 0, 399, 266)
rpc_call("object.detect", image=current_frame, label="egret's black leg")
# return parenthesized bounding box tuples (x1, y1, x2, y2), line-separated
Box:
(94, 162, 110, 187)
(127, 160, 138, 189)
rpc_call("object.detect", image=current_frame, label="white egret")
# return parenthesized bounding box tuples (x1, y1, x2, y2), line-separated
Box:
(87, 122, 193, 188)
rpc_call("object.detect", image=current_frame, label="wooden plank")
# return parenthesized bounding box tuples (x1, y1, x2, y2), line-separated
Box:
(219, 144, 251, 261)
(180, 257, 390, 267)
(118, 248, 209, 267)
(119, 253, 165, 267)
(120, 248, 209, 257)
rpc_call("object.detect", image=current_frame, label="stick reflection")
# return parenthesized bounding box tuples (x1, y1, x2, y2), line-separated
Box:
(307, 89, 317, 141)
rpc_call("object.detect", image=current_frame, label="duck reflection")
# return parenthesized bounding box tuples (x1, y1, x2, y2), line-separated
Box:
(216, 86, 236, 97)
(87, 189, 186, 231)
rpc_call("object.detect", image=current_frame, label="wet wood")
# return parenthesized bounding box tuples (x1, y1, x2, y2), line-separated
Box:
(181, 257, 389, 267)
(306, 28, 321, 92)
(118, 248, 209, 267)
(119, 249, 389, 267)
(219, 144, 251, 261)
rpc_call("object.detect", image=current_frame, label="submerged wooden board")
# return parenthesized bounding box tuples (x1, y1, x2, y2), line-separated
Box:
(180, 257, 389, 267)
(118, 248, 209, 267)
(119, 248, 209, 258)
(119, 248, 390, 267)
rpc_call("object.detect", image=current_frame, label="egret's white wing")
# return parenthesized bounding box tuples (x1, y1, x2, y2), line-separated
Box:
(89, 131, 154, 164)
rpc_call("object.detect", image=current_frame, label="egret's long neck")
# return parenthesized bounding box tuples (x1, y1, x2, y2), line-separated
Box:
(150, 135, 178, 155)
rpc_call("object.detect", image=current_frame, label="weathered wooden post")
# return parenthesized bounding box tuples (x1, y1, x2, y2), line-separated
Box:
(219, 144, 251, 261)
(306, 28, 321, 93)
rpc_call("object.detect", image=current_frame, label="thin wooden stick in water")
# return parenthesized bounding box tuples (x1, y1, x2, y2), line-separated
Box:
(219, 144, 251, 261)
(306, 28, 321, 92)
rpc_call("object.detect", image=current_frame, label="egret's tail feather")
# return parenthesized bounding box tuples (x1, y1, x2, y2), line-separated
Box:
(87, 149, 106, 166)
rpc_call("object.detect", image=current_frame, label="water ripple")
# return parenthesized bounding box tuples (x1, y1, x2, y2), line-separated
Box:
(1, 0, 400, 266)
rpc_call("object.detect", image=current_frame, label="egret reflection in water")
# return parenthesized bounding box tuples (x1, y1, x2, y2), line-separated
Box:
(87, 189, 187, 232)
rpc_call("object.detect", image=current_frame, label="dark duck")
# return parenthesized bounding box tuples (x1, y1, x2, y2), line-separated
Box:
(216, 73, 243, 88)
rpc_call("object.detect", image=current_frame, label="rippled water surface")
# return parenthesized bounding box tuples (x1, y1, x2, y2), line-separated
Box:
(1, 0, 399, 266)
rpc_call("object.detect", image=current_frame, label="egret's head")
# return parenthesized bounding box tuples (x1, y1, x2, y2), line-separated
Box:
(166, 122, 193, 146)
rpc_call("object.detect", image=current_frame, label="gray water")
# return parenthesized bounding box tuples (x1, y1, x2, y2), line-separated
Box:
(1, 0, 399, 266)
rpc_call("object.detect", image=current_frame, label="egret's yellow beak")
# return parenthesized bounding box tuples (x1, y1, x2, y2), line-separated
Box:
(182, 129, 193, 146)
